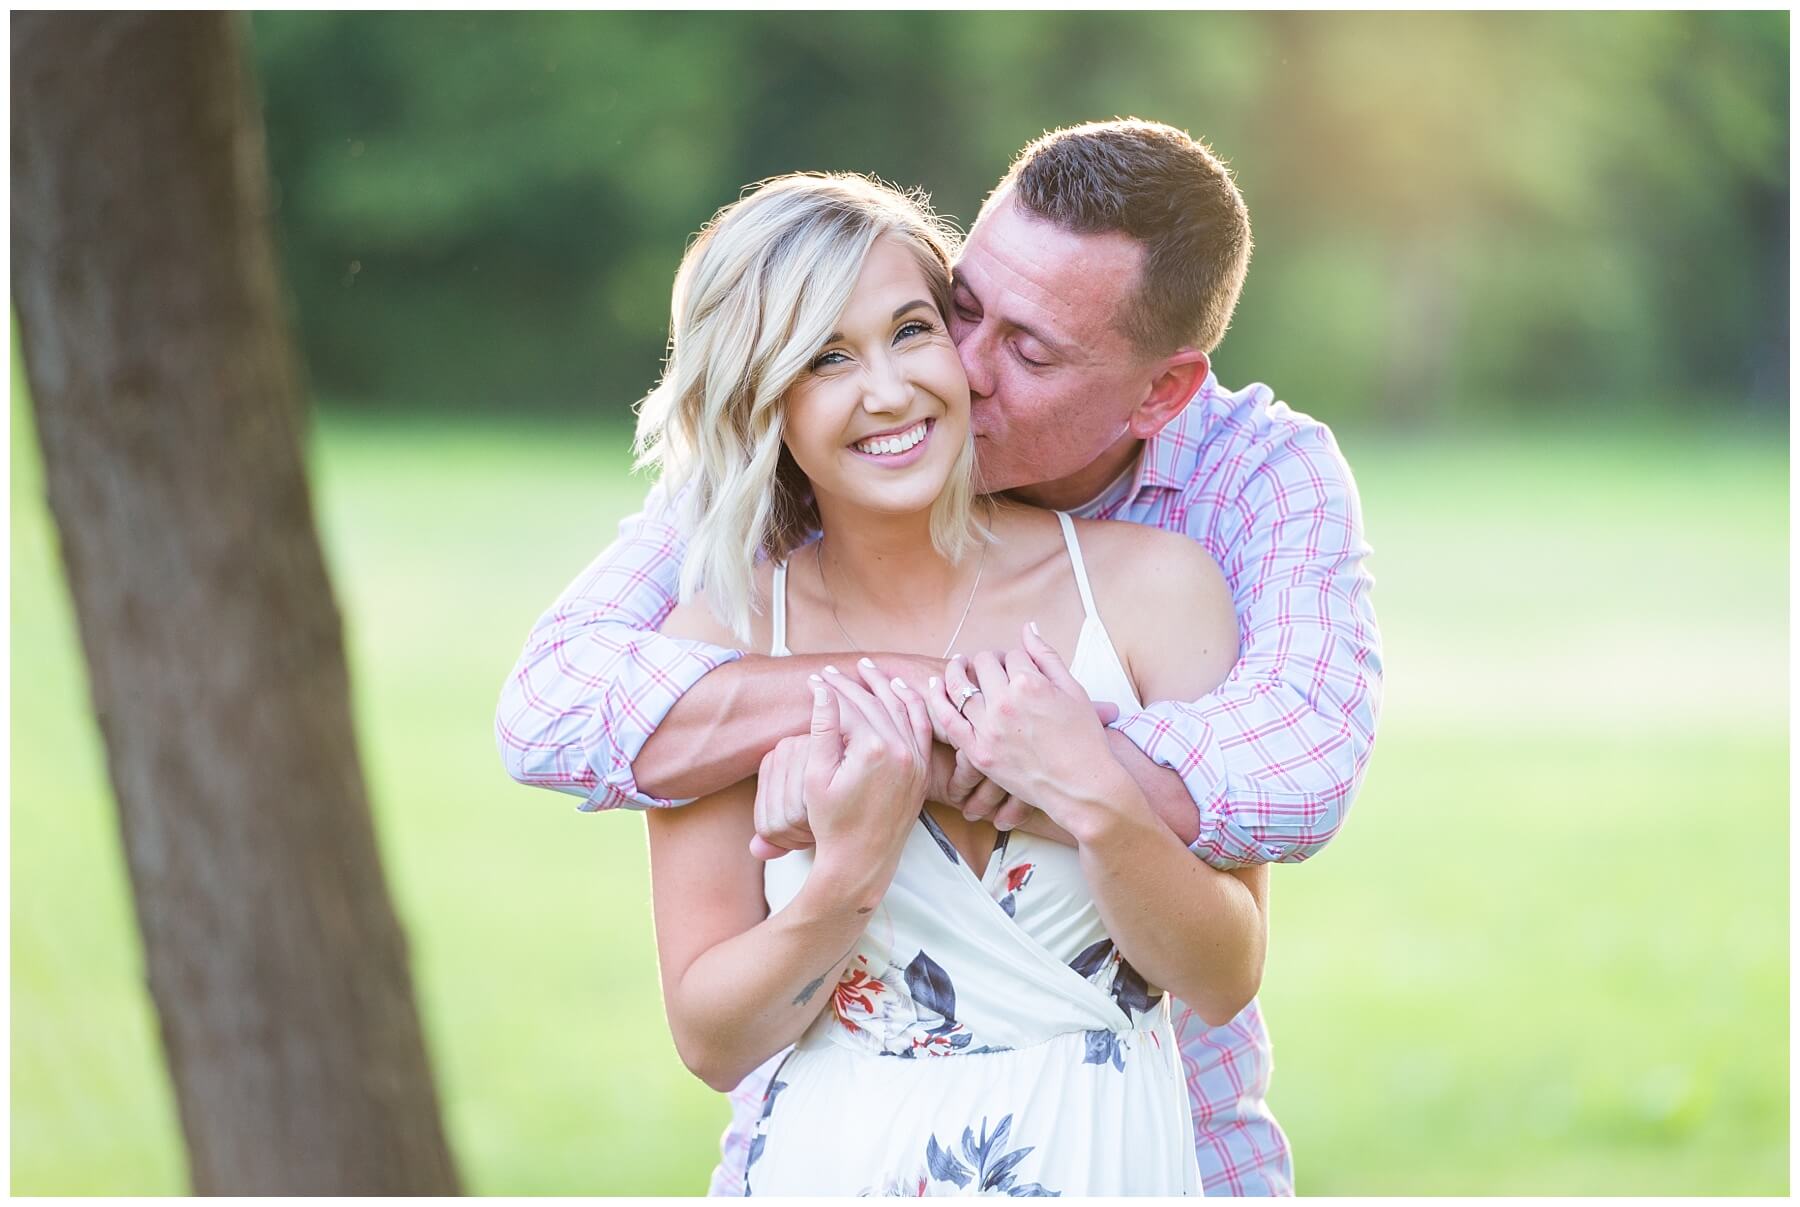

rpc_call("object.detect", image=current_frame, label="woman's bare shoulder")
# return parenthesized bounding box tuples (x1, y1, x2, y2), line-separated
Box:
(660, 561, 778, 653)
(1071, 517, 1239, 702)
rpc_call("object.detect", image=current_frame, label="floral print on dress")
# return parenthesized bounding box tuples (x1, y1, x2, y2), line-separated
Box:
(896, 950, 978, 1059)
(827, 948, 1010, 1060)
(830, 958, 887, 1034)
(742, 1051, 794, 1191)
(1068, 938, 1162, 1019)
(1068, 939, 1164, 1072)
(859, 1114, 1061, 1197)
(997, 861, 1035, 918)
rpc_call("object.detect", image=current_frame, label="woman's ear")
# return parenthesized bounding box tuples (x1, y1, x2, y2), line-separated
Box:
(1128, 350, 1210, 440)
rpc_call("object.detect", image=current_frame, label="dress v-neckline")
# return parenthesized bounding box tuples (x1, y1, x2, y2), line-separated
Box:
(919, 809, 1009, 883)
(920, 808, 1010, 883)
(913, 811, 1132, 1028)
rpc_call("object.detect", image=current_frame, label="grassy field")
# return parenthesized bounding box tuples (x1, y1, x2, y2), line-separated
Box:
(11, 392, 1788, 1194)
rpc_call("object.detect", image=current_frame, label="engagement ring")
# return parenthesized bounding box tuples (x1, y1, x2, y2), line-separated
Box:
(956, 686, 982, 719)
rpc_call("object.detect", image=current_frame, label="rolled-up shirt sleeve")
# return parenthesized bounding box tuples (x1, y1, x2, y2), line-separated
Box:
(1111, 421, 1382, 868)
(495, 480, 741, 811)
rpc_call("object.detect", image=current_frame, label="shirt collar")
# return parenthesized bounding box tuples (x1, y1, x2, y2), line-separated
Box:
(1066, 370, 1224, 515)
(1135, 369, 1222, 495)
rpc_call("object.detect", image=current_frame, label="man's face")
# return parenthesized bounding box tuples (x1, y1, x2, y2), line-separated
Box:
(949, 192, 1157, 502)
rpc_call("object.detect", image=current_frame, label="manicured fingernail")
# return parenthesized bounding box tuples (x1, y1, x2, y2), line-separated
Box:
(823, 664, 839, 675)
(928, 677, 940, 690)
(859, 657, 876, 669)
(1029, 620, 1041, 636)
(813, 686, 828, 704)
(891, 677, 908, 691)
(808, 673, 824, 685)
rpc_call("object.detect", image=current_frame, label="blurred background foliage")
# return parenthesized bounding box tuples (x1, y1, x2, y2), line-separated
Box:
(248, 10, 1787, 423)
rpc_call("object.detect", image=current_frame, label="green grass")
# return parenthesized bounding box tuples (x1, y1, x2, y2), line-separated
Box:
(11, 392, 1787, 1194)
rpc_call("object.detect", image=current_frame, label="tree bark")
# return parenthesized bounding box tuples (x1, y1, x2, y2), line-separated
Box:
(12, 13, 461, 1194)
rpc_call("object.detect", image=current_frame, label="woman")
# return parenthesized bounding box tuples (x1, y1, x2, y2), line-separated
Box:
(639, 173, 1266, 1196)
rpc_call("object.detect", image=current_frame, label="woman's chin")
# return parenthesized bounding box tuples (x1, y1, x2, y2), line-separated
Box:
(825, 476, 953, 519)
(858, 483, 952, 517)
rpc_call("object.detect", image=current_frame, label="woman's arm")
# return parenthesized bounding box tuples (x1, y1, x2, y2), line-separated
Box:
(647, 653, 935, 1089)
(646, 778, 896, 1092)
(1058, 764, 1267, 1027)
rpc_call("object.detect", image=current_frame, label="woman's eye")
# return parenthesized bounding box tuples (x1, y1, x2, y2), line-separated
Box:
(895, 319, 934, 342)
(812, 349, 848, 370)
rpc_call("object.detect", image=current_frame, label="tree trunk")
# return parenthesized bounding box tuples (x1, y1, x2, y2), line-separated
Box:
(11, 13, 461, 1194)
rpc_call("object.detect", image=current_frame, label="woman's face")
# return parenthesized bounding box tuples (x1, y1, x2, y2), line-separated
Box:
(782, 236, 971, 521)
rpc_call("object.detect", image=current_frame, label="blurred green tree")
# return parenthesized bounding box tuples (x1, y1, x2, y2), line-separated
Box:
(247, 11, 1786, 423)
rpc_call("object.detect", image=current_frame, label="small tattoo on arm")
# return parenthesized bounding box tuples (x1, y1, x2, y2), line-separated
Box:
(793, 942, 861, 1007)
(792, 974, 826, 1006)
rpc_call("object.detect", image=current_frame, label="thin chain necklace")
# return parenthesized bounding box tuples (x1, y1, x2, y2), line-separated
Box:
(816, 536, 988, 659)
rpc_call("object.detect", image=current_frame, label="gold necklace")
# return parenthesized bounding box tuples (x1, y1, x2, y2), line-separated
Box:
(816, 536, 988, 659)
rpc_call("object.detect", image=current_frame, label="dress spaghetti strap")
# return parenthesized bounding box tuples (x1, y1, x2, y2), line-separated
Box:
(770, 561, 789, 656)
(1054, 510, 1101, 621)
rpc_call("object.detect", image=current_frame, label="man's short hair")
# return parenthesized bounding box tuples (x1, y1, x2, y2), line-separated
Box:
(994, 118, 1252, 357)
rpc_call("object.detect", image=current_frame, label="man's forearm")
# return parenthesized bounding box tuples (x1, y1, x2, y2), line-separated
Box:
(1104, 729, 1202, 847)
(635, 651, 944, 800)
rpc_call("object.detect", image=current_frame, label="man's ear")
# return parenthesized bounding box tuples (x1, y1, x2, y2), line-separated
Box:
(1128, 349, 1209, 439)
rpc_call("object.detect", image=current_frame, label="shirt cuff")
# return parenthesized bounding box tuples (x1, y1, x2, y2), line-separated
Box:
(1110, 707, 1266, 869)
(580, 642, 745, 812)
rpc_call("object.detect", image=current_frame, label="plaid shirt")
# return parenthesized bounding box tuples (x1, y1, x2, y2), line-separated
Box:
(497, 372, 1382, 1195)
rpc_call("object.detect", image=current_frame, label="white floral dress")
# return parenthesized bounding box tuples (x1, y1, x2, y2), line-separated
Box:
(744, 513, 1202, 1197)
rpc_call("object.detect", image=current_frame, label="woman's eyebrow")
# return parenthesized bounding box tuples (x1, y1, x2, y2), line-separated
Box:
(824, 299, 937, 344)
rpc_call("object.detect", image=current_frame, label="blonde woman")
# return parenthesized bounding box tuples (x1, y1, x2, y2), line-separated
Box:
(640, 174, 1264, 1195)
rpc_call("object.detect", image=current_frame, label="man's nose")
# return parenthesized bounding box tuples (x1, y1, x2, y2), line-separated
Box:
(957, 323, 995, 399)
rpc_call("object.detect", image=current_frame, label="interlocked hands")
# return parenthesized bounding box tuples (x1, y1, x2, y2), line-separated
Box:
(922, 623, 1119, 834)
(748, 627, 1118, 859)
(748, 658, 931, 864)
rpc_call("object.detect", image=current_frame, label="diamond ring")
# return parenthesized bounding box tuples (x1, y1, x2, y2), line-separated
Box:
(956, 685, 983, 719)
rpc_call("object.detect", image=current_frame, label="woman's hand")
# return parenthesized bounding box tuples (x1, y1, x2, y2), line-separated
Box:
(926, 623, 1138, 838)
(753, 659, 932, 880)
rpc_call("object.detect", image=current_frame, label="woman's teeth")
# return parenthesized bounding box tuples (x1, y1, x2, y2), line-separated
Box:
(853, 421, 928, 456)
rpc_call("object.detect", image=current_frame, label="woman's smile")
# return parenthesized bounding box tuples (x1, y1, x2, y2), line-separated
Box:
(780, 234, 971, 517)
(848, 417, 935, 466)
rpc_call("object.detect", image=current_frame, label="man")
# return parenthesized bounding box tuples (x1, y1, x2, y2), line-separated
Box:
(497, 119, 1381, 1196)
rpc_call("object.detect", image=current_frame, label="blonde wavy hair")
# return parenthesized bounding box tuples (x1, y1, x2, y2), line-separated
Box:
(634, 172, 983, 642)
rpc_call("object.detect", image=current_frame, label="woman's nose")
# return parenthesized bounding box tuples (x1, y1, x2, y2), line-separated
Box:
(862, 354, 911, 412)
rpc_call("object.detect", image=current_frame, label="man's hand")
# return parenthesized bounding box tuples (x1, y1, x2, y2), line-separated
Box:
(918, 659, 1121, 834)
(927, 741, 1012, 818)
(748, 736, 815, 860)
(925, 625, 1131, 839)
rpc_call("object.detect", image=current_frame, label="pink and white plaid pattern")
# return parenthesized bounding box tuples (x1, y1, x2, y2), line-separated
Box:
(496, 373, 1382, 1196)
(1080, 379, 1382, 870)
